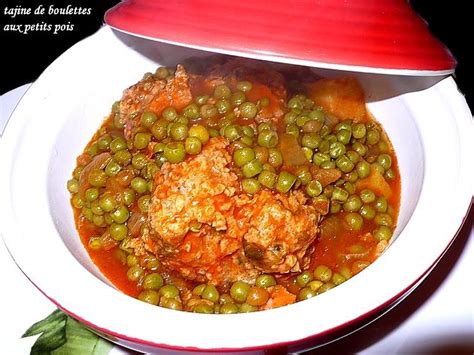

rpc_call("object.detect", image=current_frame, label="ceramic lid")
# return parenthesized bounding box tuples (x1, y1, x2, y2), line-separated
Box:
(105, 0, 456, 76)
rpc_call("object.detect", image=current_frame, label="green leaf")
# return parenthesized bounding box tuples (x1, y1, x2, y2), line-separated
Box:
(23, 309, 113, 355)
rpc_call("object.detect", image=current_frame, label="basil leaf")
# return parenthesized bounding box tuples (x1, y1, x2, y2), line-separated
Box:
(23, 309, 113, 355)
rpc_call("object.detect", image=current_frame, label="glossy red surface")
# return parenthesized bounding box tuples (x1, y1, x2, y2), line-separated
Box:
(105, 0, 456, 75)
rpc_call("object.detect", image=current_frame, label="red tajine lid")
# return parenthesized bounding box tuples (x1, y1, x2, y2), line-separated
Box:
(105, 0, 456, 76)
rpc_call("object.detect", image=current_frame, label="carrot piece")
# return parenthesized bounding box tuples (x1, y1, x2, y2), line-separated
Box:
(263, 285, 297, 310)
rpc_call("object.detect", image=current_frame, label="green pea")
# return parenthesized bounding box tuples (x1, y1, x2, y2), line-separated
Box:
(193, 304, 214, 314)
(375, 213, 393, 226)
(385, 168, 396, 180)
(356, 161, 371, 179)
(202, 284, 220, 303)
(114, 150, 132, 166)
(159, 284, 180, 299)
(344, 181, 356, 194)
(168, 122, 187, 141)
(352, 123, 366, 139)
(88, 236, 102, 250)
(258, 97, 270, 107)
(236, 81, 253, 92)
(321, 160, 336, 169)
(306, 179, 323, 197)
(134, 132, 151, 150)
(110, 223, 128, 241)
(87, 143, 99, 157)
(309, 108, 325, 121)
(131, 177, 148, 194)
(84, 187, 99, 202)
(71, 195, 84, 209)
(162, 107, 178, 121)
(352, 142, 368, 157)
(240, 102, 258, 119)
(193, 284, 206, 296)
(187, 124, 209, 144)
(360, 189, 376, 203)
(181, 103, 199, 120)
(216, 99, 231, 114)
(296, 271, 314, 287)
(378, 140, 390, 153)
(331, 186, 349, 202)
(258, 170, 277, 189)
(127, 265, 144, 282)
(164, 142, 186, 163)
(233, 147, 256, 167)
(149, 120, 167, 141)
(374, 196, 388, 212)
(345, 212, 363, 230)
(276, 171, 297, 193)
(200, 104, 218, 119)
(302, 133, 321, 149)
(214, 84, 231, 99)
(371, 162, 386, 175)
(67, 179, 79, 194)
(97, 195, 114, 212)
(122, 189, 135, 206)
(88, 169, 107, 187)
(332, 272, 347, 286)
(255, 274, 276, 288)
(111, 206, 129, 224)
(288, 96, 304, 110)
(224, 125, 242, 142)
(285, 124, 300, 138)
(344, 195, 363, 212)
(230, 281, 251, 303)
(183, 135, 203, 156)
(336, 155, 355, 173)
(257, 129, 278, 148)
(329, 142, 346, 159)
(142, 273, 164, 290)
(336, 129, 352, 145)
(297, 287, 317, 301)
(138, 195, 151, 213)
(366, 128, 380, 145)
(91, 200, 104, 216)
(130, 153, 147, 170)
(284, 111, 298, 125)
(195, 95, 209, 106)
(314, 265, 332, 282)
(360, 205, 376, 220)
(104, 160, 121, 176)
(296, 167, 312, 185)
(140, 111, 157, 128)
(97, 135, 112, 151)
(242, 159, 263, 178)
(313, 152, 330, 166)
(267, 148, 283, 168)
(346, 150, 360, 164)
(330, 201, 342, 214)
(373, 226, 393, 241)
(138, 290, 159, 305)
(242, 178, 261, 194)
(220, 303, 239, 314)
(377, 154, 392, 170)
(231, 91, 246, 107)
(155, 66, 170, 79)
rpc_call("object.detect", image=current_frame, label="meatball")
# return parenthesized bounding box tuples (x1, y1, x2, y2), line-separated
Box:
(141, 137, 320, 286)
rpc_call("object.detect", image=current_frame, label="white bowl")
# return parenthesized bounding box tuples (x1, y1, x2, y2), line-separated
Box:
(0, 26, 472, 353)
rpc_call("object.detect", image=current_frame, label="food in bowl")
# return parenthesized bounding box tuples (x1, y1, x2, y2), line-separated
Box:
(67, 57, 400, 314)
